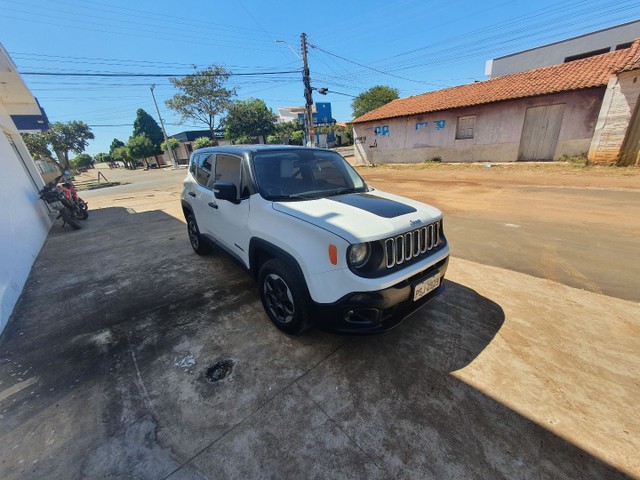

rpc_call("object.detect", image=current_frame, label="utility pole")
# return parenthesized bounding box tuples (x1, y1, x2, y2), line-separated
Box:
(300, 33, 315, 147)
(150, 84, 178, 168)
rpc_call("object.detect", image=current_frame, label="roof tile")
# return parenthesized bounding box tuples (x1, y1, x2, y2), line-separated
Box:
(352, 39, 640, 124)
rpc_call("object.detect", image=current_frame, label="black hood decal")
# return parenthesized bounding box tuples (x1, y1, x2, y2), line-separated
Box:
(328, 193, 416, 218)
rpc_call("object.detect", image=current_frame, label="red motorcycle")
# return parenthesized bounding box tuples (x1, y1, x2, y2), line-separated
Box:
(38, 174, 88, 230)
(58, 176, 89, 220)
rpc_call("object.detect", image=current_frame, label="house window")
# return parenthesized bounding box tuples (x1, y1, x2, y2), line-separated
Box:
(456, 116, 475, 139)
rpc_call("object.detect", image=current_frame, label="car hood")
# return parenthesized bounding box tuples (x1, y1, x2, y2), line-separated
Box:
(272, 189, 442, 243)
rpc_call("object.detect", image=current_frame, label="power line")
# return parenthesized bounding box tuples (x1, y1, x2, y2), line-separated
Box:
(308, 43, 444, 87)
(20, 70, 301, 78)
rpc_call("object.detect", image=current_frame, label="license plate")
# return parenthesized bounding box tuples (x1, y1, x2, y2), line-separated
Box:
(413, 274, 440, 301)
(49, 201, 64, 210)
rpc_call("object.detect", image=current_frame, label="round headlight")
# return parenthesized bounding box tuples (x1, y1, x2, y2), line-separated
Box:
(349, 243, 371, 268)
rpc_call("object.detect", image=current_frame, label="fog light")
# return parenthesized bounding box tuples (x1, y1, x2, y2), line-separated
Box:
(344, 308, 380, 324)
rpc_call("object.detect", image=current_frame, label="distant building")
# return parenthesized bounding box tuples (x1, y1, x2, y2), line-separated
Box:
(277, 102, 337, 147)
(351, 40, 640, 166)
(486, 20, 640, 78)
(169, 129, 229, 164)
(277, 102, 335, 126)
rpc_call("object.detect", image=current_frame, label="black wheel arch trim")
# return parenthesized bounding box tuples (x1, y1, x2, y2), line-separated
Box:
(181, 200, 195, 219)
(249, 238, 307, 289)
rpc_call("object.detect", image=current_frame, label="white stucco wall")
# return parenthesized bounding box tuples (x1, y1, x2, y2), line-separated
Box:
(353, 89, 604, 165)
(0, 103, 52, 334)
(588, 70, 640, 165)
(488, 21, 640, 78)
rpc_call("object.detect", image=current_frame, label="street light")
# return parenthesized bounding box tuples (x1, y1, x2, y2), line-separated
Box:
(150, 84, 178, 168)
(275, 39, 301, 60)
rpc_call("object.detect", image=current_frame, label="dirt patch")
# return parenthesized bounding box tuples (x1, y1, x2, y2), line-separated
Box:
(356, 162, 640, 190)
(357, 162, 640, 233)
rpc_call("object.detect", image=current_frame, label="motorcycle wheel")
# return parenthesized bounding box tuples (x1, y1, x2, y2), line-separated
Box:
(74, 208, 89, 220)
(61, 210, 82, 230)
(76, 200, 89, 219)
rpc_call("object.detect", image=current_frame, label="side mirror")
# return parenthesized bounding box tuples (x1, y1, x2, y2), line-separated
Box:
(213, 182, 239, 204)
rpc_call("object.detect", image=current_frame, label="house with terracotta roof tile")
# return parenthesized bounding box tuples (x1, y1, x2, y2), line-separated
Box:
(351, 39, 640, 166)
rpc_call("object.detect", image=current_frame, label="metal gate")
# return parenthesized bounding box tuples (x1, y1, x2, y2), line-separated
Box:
(518, 104, 565, 161)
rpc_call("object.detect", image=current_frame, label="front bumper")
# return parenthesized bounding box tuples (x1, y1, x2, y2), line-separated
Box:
(309, 256, 449, 334)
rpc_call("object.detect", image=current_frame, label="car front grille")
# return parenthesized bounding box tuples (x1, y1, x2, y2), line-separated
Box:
(384, 220, 442, 269)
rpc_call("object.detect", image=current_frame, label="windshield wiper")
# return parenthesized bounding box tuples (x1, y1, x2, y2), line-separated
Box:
(327, 187, 358, 196)
(286, 189, 333, 199)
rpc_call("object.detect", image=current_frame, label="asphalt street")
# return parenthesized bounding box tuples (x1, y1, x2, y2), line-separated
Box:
(83, 166, 640, 302)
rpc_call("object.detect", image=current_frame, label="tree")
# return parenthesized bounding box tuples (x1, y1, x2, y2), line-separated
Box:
(45, 121, 94, 172)
(289, 130, 304, 145)
(110, 138, 125, 154)
(233, 134, 254, 145)
(351, 85, 400, 119)
(111, 145, 134, 169)
(21, 132, 53, 160)
(193, 136, 213, 149)
(127, 134, 155, 167)
(166, 65, 236, 139)
(132, 109, 163, 154)
(94, 152, 112, 163)
(161, 137, 180, 161)
(71, 153, 93, 169)
(224, 98, 276, 142)
(272, 120, 303, 144)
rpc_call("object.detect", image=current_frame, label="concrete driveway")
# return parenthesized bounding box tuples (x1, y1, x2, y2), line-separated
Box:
(1, 171, 638, 479)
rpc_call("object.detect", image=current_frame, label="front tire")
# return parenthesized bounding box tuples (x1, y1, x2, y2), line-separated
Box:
(186, 213, 211, 255)
(258, 259, 311, 334)
(74, 206, 89, 220)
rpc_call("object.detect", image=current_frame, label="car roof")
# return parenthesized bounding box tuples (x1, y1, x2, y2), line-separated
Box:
(192, 145, 334, 156)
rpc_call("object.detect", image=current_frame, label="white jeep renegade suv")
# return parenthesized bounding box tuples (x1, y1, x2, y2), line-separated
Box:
(181, 145, 449, 334)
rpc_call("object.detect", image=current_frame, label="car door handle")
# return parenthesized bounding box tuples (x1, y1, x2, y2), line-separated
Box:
(188, 192, 196, 197)
(208, 202, 218, 209)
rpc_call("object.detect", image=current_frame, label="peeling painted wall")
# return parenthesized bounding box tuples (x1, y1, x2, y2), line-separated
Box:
(353, 89, 604, 165)
(588, 71, 640, 165)
(0, 104, 52, 334)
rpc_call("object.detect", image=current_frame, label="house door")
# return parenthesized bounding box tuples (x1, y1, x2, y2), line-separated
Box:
(518, 104, 565, 161)
(617, 96, 640, 166)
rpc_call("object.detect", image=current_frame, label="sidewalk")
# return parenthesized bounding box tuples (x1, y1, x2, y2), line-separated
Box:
(0, 202, 638, 479)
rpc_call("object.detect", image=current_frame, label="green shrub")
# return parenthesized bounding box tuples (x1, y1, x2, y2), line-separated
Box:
(424, 156, 442, 163)
(289, 131, 304, 145)
(560, 153, 588, 166)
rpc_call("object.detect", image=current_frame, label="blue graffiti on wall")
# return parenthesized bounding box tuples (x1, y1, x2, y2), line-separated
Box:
(434, 120, 446, 131)
(415, 122, 429, 131)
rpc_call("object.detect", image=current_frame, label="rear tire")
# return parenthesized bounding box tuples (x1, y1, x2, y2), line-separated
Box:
(258, 259, 311, 334)
(186, 213, 211, 255)
(61, 210, 82, 230)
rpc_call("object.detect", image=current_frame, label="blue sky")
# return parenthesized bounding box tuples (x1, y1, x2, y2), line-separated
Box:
(1, 0, 639, 156)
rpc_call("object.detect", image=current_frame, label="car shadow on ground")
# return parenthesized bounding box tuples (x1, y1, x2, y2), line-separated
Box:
(0, 207, 632, 480)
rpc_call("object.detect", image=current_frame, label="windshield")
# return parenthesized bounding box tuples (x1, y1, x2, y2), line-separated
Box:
(253, 149, 367, 200)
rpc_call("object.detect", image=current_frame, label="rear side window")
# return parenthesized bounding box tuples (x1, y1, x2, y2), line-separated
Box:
(196, 154, 213, 187)
(189, 154, 198, 175)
